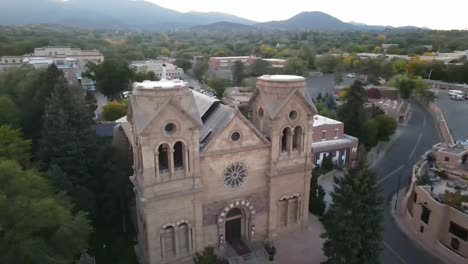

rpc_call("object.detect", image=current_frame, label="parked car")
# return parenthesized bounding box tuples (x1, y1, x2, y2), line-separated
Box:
(346, 73, 356, 78)
(464, 93, 468, 100)
(449, 90, 464, 96)
(450, 93, 464, 101)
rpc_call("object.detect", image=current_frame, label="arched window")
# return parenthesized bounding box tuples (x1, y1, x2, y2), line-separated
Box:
(158, 144, 170, 172)
(278, 199, 288, 227)
(173, 141, 184, 170)
(289, 197, 299, 224)
(178, 223, 189, 255)
(281, 127, 291, 153)
(292, 126, 303, 152)
(163, 226, 175, 259)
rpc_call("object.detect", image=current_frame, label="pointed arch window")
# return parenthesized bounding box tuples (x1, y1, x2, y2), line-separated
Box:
(281, 127, 291, 153)
(173, 141, 184, 170)
(163, 226, 176, 259)
(292, 126, 303, 152)
(158, 144, 170, 173)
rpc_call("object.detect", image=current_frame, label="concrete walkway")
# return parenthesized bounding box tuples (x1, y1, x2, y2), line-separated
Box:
(273, 214, 327, 264)
(391, 189, 465, 264)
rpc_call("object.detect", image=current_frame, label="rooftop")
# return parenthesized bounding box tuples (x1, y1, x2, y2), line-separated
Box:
(440, 143, 468, 155)
(133, 79, 188, 90)
(258, 75, 305, 82)
(312, 115, 342, 127)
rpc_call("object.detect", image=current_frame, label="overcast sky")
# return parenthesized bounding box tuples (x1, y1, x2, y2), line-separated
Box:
(147, 0, 467, 30)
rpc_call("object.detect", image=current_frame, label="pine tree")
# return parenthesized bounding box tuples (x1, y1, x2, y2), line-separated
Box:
(309, 170, 326, 216)
(322, 148, 383, 264)
(337, 81, 367, 139)
(39, 77, 97, 212)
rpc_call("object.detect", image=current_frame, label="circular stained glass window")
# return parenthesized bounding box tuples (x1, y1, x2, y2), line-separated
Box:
(223, 162, 248, 189)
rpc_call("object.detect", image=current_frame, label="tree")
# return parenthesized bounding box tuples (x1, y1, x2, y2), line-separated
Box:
(102, 100, 127, 121)
(0, 125, 31, 168)
(38, 78, 97, 212)
(133, 70, 159, 82)
(388, 74, 424, 100)
(94, 144, 132, 226)
(231, 61, 245, 86)
(309, 170, 326, 216)
(249, 59, 272, 77)
(337, 81, 367, 139)
(259, 44, 277, 58)
(193, 247, 227, 264)
(375, 115, 397, 142)
(322, 148, 383, 264)
(298, 46, 316, 69)
(174, 58, 192, 72)
(391, 59, 407, 74)
(0, 95, 17, 125)
(321, 154, 334, 172)
(333, 64, 344, 84)
(0, 160, 92, 264)
(315, 55, 341, 74)
(83, 59, 133, 100)
(285, 57, 308, 77)
(193, 62, 208, 82)
(207, 77, 226, 100)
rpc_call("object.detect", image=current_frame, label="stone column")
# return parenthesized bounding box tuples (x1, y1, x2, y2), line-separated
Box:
(288, 132, 293, 156)
(287, 199, 292, 227)
(169, 149, 174, 179)
(184, 149, 189, 176)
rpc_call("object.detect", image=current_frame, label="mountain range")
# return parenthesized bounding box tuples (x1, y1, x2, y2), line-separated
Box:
(0, 0, 428, 31)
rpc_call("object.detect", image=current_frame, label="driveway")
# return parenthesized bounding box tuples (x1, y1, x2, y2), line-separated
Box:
(433, 89, 468, 141)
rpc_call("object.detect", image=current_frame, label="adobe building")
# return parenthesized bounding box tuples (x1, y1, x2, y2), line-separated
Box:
(402, 142, 468, 262)
(120, 75, 317, 263)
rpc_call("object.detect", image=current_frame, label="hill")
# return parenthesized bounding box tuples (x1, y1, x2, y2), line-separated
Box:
(257, 11, 352, 30)
(0, 0, 255, 29)
(190, 22, 256, 32)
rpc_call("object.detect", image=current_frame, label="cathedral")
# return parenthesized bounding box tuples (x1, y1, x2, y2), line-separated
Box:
(121, 74, 318, 263)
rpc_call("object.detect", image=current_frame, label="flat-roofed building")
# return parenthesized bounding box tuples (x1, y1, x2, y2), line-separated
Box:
(131, 60, 184, 79)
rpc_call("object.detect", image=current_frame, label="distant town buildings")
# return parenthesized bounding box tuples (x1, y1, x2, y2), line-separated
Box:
(130, 60, 184, 79)
(0, 46, 104, 90)
(403, 142, 468, 261)
(208, 55, 287, 79)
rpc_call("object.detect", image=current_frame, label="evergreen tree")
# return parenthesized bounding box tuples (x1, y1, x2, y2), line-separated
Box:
(0, 125, 32, 168)
(38, 77, 97, 212)
(309, 170, 326, 216)
(322, 148, 383, 264)
(337, 81, 367, 139)
(231, 60, 245, 86)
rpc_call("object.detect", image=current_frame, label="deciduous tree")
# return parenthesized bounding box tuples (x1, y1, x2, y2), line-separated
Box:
(0, 160, 92, 264)
(84, 59, 133, 100)
(207, 77, 226, 100)
(231, 60, 245, 86)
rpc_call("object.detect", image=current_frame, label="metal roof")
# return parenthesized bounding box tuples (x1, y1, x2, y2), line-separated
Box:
(193, 90, 219, 118)
(199, 104, 235, 150)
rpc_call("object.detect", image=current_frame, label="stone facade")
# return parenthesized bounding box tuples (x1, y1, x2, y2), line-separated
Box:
(125, 75, 316, 264)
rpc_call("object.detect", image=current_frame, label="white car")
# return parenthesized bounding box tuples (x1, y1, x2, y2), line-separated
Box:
(448, 90, 463, 96)
(346, 73, 356, 78)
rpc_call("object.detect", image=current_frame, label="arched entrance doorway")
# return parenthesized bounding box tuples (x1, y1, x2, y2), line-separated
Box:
(225, 208, 243, 242)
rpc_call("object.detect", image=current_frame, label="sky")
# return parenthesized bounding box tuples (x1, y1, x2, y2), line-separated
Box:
(147, 0, 467, 30)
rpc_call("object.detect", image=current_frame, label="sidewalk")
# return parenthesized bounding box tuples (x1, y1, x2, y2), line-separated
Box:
(390, 189, 465, 264)
(273, 213, 327, 264)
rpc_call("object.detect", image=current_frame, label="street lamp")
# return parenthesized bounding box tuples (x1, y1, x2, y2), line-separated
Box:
(428, 69, 434, 80)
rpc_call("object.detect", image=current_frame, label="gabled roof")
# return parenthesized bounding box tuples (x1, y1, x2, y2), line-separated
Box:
(249, 87, 317, 119)
(201, 108, 270, 153)
(192, 90, 219, 118)
(200, 104, 235, 150)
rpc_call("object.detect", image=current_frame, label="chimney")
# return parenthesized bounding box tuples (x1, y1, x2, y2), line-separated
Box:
(162, 63, 167, 81)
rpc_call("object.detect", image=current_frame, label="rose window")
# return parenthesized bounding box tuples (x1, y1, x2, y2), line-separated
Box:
(223, 162, 247, 189)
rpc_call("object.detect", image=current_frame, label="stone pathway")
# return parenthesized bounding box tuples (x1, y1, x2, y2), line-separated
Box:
(273, 214, 327, 264)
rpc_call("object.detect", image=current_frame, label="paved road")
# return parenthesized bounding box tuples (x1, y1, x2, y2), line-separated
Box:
(373, 101, 442, 264)
(433, 89, 468, 142)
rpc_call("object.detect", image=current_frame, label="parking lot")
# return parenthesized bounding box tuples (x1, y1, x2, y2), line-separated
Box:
(433, 89, 468, 142)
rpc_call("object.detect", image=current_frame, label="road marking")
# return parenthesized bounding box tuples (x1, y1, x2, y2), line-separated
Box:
(377, 165, 404, 185)
(409, 134, 422, 159)
(384, 241, 409, 264)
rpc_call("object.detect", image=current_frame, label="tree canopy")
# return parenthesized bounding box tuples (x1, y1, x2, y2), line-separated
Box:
(84, 59, 133, 100)
(0, 160, 93, 264)
(0, 125, 31, 168)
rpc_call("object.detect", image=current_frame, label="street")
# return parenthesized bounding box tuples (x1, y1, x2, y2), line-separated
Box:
(433, 89, 468, 142)
(373, 101, 442, 264)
